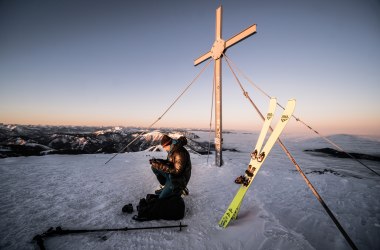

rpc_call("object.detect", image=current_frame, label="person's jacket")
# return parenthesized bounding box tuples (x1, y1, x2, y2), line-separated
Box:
(151, 136, 192, 192)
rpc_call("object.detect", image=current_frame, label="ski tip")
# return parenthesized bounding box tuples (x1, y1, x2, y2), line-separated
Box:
(281, 99, 296, 116)
(286, 99, 296, 109)
(269, 97, 277, 106)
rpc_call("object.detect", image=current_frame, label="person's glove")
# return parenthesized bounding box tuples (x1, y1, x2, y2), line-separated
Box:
(150, 159, 161, 168)
(149, 158, 173, 169)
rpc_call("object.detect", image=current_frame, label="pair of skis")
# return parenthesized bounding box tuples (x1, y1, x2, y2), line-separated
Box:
(218, 98, 296, 228)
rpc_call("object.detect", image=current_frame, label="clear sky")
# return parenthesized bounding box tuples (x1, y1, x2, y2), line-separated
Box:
(1, 0, 379, 136)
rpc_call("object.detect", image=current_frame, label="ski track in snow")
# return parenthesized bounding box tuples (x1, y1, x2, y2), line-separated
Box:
(0, 132, 379, 249)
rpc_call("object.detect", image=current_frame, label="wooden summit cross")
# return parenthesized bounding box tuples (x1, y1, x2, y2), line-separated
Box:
(194, 5, 256, 166)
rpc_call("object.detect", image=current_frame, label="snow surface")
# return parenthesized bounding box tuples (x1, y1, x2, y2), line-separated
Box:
(0, 132, 379, 250)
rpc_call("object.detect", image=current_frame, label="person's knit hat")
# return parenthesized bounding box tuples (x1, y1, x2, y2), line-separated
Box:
(161, 134, 172, 147)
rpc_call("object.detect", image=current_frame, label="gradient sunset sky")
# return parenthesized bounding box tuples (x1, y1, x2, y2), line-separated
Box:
(1, 0, 379, 136)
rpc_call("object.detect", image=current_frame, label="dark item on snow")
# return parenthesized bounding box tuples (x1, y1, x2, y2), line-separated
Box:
(133, 194, 185, 222)
(122, 203, 134, 213)
(32, 223, 187, 250)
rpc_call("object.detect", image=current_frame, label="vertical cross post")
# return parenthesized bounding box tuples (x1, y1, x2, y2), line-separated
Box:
(214, 6, 223, 167)
(194, 5, 256, 166)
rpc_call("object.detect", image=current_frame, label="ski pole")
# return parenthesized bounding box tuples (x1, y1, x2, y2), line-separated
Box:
(33, 223, 187, 250)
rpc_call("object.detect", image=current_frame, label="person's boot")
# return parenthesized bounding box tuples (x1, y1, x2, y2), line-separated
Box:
(182, 187, 189, 196)
(154, 185, 164, 195)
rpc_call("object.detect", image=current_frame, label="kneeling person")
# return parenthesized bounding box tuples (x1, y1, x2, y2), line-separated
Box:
(150, 134, 191, 199)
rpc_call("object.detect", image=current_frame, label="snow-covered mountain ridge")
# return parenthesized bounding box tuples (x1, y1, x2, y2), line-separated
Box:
(0, 124, 214, 158)
(2, 124, 380, 161)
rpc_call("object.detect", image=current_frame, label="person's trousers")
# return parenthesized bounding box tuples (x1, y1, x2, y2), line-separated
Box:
(151, 167, 174, 199)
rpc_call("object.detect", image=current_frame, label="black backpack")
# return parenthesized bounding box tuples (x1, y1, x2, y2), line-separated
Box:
(135, 194, 185, 221)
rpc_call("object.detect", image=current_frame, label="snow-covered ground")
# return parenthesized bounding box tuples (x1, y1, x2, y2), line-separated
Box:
(0, 132, 379, 250)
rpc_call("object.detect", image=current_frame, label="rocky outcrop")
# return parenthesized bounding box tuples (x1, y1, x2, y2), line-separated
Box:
(304, 148, 380, 162)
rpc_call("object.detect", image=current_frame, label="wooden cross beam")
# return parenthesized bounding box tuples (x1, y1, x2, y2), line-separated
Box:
(194, 5, 256, 166)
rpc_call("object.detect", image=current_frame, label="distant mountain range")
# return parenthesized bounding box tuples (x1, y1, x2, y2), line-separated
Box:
(304, 148, 380, 162)
(0, 124, 214, 158)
